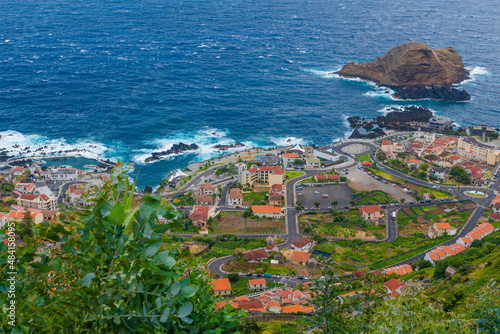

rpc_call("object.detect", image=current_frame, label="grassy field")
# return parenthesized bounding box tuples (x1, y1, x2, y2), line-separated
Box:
(354, 190, 397, 205)
(357, 154, 373, 163)
(242, 191, 268, 205)
(285, 171, 305, 179)
(366, 166, 401, 182)
(417, 186, 450, 199)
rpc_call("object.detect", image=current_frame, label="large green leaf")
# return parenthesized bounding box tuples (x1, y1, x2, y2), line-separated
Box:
(144, 241, 163, 258)
(109, 203, 125, 226)
(155, 250, 176, 267)
(177, 302, 193, 318)
(159, 307, 171, 323)
(79, 273, 95, 287)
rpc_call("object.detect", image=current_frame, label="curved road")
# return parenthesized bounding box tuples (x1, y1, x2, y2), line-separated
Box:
(207, 141, 500, 275)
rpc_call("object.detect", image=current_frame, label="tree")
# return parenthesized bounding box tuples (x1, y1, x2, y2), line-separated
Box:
(0, 162, 245, 333)
(400, 198, 406, 203)
(331, 200, 339, 206)
(19, 207, 34, 238)
(314, 201, 320, 208)
(1, 182, 14, 192)
(294, 159, 306, 166)
(243, 207, 253, 218)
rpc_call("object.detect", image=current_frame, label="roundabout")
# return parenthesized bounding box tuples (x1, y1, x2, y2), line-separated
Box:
(336, 142, 374, 156)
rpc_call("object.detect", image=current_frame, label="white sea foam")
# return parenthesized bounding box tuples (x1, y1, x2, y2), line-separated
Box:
(132, 127, 257, 164)
(0, 130, 113, 161)
(268, 136, 308, 147)
(305, 68, 341, 79)
(461, 66, 489, 85)
(363, 86, 397, 100)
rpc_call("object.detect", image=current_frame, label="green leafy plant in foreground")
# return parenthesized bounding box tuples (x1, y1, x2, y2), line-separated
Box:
(0, 162, 245, 333)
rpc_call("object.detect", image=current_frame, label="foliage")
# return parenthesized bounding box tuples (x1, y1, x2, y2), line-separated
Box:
(0, 163, 245, 333)
(450, 166, 471, 185)
(19, 207, 34, 238)
(1, 182, 14, 192)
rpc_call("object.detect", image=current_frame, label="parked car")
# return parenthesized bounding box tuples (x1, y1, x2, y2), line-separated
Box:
(297, 193, 303, 196)
(391, 184, 396, 187)
(264, 273, 272, 278)
(256, 274, 263, 277)
(246, 273, 253, 277)
(297, 276, 304, 280)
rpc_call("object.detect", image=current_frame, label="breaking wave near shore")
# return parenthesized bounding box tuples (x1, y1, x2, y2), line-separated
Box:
(0, 130, 113, 161)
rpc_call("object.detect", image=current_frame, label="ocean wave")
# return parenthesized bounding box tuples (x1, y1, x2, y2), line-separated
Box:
(363, 86, 397, 100)
(0, 130, 113, 161)
(268, 136, 308, 147)
(461, 66, 489, 85)
(132, 127, 256, 164)
(304, 68, 341, 79)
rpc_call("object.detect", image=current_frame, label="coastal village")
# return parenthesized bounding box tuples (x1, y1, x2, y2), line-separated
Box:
(2, 116, 500, 319)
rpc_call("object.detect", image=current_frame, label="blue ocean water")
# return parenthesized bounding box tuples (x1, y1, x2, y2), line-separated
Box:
(0, 0, 499, 188)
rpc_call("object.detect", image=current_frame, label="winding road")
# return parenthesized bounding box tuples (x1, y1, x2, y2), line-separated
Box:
(202, 140, 499, 275)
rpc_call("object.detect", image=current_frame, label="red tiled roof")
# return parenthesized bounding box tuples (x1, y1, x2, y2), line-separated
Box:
(359, 205, 381, 214)
(447, 155, 461, 161)
(434, 222, 452, 230)
(489, 213, 500, 221)
(229, 188, 242, 199)
(265, 243, 278, 251)
(196, 194, 213, 203)
(252, 205, 282, 214)
(211, 278, 231, 292)
(243, 249, 269, 261)
(384, 278, 405, 292)
(289, 251, 311, 263)
(20, 193, 37, 201)
(189, 205, 211, 222)
(283, 153, 300, 158)
(291, 237, 314, 249)
(382, 140, 391, 145)
(249, 278, 267, 286)
(13, 166, 24, 172)
(234, 300, 264, 310)
(352, 271, 366, 278)
(270, 184, 283, 193)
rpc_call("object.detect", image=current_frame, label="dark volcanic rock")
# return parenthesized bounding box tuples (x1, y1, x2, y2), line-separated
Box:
(212, 142, 246, 151)
(145, 142, 200, 163)
(393, 85, 470, 101)
(348, 106, 434, 139)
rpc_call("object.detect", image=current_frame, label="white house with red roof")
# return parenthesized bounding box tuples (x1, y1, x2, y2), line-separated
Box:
(189, 205, 216, 227)
(228, 188, 243, 206)
(384, 278, 407, 299)
(383, 264, 413, 276)
(290, 237, 315, 252)
(251, 205, 283, 218)
(7, 210, 44, 225)
(199, 182, 215, 195)
(381, 140, 392, 153)
(359, 205, 382, 222)
(282, 153, 301, 168)
(428, 222, 455, 238)
(12, 166, 25, 176)
(493, 203, 500, 214)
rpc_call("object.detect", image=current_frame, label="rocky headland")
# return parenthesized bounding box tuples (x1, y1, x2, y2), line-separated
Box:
(145, 143, 200, 163)
(347, 106, 434, 139)
(335, 41, 470, 102)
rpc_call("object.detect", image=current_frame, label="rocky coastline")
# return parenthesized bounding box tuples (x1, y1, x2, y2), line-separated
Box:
(335, 41, 470, 102)
(347, 106, 434, 139)
(144, 143, 200, 163)
(212, 142, 246, 151)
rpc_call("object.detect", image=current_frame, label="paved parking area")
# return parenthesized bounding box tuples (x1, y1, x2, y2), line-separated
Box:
(341, 143, 371, 155)
(296, 184, 353, 209)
